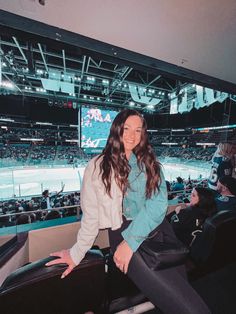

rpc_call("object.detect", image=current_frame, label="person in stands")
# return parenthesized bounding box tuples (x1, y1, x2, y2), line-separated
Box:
(46, 109, 210, 314)
(170, 187, 217, 247)
(41, 184, 65, 210)
(208, 143, 235, 193)
(172, 176, 185, 191)
(215, 176, 236, 212)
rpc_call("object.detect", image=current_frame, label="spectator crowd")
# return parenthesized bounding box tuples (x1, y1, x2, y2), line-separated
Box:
(0, 190, 81, 228)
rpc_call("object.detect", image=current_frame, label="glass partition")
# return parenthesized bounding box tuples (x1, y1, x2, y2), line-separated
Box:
(0, 165, 85, 199)
(0, 205, 81, 243)
(0, 163, 83, 251)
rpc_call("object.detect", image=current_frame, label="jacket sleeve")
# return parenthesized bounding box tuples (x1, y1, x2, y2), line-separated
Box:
(70, 159, 99, 265)
(121, 169, 168, 252)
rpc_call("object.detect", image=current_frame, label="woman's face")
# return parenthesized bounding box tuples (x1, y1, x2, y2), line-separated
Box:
(190, 188, 199, 206)
(122, 115, 142, 158)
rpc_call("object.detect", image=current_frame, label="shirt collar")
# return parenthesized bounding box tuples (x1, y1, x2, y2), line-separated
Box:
(128, 152, 137, 166)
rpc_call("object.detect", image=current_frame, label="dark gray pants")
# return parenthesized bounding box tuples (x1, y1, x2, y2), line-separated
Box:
(127, 251, 211, 314)
(109, 219, 211, 314)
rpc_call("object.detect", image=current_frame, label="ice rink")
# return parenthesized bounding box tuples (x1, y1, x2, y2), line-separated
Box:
(0, 158, 210, 199)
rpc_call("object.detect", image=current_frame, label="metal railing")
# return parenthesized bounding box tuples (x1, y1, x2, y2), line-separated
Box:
(0, 204, 81, 235)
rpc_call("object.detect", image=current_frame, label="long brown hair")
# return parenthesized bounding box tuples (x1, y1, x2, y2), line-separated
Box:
(194, 187, 217, 218)
(217, 142, 235, 159)
(96, 109, 161, 198)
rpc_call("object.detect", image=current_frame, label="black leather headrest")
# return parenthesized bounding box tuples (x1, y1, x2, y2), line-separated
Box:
(190, 210, 236, 264)
(205, 210, 236, 229)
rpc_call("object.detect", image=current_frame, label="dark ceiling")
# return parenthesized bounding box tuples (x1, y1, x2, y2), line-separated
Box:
(0, 9, 235, 128)
(0, 22, 180, 114)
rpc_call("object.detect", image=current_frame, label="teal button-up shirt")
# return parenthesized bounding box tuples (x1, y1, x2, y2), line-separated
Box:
(121, 153, 168, 252)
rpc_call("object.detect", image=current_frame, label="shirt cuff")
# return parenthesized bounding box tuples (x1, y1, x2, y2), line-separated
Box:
(121, 228, 142, 252)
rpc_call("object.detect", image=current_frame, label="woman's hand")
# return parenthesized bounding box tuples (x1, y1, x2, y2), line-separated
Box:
(45, 249, 76, 279)
(113, 240, 133, 274)
(175, 203, 187, 214)
(175, 205, 182, 214)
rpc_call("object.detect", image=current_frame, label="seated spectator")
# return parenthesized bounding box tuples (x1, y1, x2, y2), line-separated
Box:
(215, 176, 236, 211)
(44, 210, 61, 220)
(74, 192, 80, 204)
(185, 176, 193, 191)
(25, 200, 35, 212)
(41, 190, 50, 210)
(170, 187, 217, 246)
(64, 207, 77, 217)
(35, 210, 44, 221)
(166, 180, 174, 201)
(0, 215, 14, 228)
(29, 212, 37, 223)
(166, 180, 171, 193)
(172, 176, 184, 191)
(208, 142, 235, 192)
(16, 214, 31, 225)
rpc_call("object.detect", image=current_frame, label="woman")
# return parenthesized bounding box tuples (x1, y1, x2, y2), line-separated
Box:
(46, 109, 210, 314)
(171, 187, 217, 246)
(208, 142, 235, 192)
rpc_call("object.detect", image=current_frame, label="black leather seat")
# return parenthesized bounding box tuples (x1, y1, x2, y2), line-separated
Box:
(0, 250, 106, 314)
(3, 209, 235, 314)
(187, 210, 236, 280)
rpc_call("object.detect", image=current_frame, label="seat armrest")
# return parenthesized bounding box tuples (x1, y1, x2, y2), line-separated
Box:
(0, 249, 104, 293)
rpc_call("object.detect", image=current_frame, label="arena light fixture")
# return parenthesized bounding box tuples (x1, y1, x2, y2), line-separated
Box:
(193, 124, 236, 131)
(0, 81, 15, 89)
(65, 139, 79, 142)
(20, 138, 44, 141)
(147, 104, 154, 109)
(196, 143, 216, 146)
(35, 122, 53, 126)
(0, 118, 15, 122)
(102, 79, 109, 85)
(87, 76, 95, 82)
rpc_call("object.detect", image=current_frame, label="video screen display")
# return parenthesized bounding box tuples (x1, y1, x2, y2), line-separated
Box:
(81, 107, 118, 148)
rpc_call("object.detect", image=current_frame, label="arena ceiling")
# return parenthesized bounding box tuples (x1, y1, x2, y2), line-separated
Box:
(0, 21, 194, 114)
(0, 9, 235, 117)
(0, 28, 177, 114)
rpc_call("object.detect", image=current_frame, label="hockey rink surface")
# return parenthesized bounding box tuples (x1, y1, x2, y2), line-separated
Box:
(0, 158, 210, 199)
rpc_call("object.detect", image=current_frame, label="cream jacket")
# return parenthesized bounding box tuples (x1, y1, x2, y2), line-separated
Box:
(70, 156, 123, 265)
